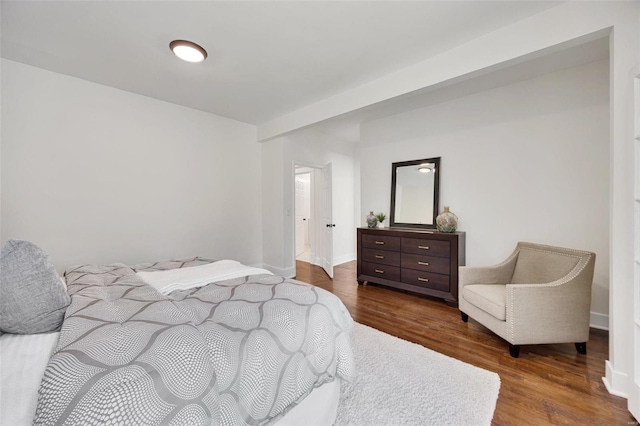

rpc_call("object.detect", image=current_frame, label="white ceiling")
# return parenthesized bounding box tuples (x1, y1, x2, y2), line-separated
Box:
(1, 1, 563, 126)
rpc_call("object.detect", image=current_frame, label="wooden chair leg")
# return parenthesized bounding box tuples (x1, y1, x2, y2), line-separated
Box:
(461, 312, 468, 322)
(575, 342, 587, 355)
(509, 344, 520, 358)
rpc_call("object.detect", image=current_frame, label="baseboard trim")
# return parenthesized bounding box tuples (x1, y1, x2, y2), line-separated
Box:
(334, 254, 356, 266)
(603, 360, 629, 399)
(295, 254, 355, 269)
(248, 263, 265, 269)
(268, 255, 355, 279)
(590, 312, 609, 331)
(262, 263, 295, 279)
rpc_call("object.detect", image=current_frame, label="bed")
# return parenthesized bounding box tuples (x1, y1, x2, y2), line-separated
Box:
(0, 256, 355, 425)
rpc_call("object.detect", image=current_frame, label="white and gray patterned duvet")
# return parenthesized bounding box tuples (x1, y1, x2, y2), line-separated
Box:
(33, 258, 355, 425)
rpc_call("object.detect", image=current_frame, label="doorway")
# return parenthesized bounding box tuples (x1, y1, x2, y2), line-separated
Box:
(295, 169, 312, 262)
(293, 163, 334, 278)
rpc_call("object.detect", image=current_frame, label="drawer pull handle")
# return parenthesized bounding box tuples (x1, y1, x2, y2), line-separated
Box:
(418, 245, 430, 250)
(418, 277, 430, 283)
(418, 261, 430, 266)
(375, 255, 384, 259)
(375, 269, 385, 274)
(375, 241, 385, 245)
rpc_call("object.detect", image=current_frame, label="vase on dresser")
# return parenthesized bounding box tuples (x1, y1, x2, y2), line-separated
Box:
(366, 211, 378, 228)
(436, 206, 458, 233)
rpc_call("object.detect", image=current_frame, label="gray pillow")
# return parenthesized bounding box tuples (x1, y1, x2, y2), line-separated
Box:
(0, 240, 70, 334)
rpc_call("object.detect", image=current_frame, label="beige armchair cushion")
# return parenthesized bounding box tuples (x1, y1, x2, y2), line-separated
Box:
(462, 285, 506, 320)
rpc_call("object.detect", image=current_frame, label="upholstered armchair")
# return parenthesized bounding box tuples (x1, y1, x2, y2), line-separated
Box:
(458, 242, 595, 358)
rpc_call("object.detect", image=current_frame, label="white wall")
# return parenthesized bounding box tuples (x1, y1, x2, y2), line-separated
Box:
(261, 138, 286, 273)
(262, 128, 356, 277)
(1, 59, 261, 271)
(359, 59, 610, 319)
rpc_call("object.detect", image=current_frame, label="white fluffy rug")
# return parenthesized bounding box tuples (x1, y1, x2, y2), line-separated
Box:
(335, 323, 501, 426)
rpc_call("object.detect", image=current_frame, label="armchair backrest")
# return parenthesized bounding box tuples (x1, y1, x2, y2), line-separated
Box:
(510, 242, 589, 284)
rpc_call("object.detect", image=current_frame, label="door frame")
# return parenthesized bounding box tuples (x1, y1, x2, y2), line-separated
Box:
(629, 70, 640, 421)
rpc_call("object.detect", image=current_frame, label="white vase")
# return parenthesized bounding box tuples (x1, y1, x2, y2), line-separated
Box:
(377, 221, 385, 228)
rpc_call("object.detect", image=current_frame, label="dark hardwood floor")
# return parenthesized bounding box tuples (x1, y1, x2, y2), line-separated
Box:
(294, 260, 635, 425)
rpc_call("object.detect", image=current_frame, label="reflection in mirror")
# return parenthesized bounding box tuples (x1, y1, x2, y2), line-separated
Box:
(390, 157, 440, 229)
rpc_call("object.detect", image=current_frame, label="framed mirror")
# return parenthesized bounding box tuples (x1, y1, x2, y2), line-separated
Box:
(390, 157, 440, 229)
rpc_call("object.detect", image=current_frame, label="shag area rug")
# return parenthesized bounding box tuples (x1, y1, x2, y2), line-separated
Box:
(335, 323, 501, 426)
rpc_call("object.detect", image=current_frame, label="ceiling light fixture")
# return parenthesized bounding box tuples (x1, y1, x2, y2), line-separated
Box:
(170, 40, 207, 63)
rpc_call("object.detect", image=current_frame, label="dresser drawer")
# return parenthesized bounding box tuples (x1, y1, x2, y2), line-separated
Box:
(362, 248, 401, 267)
(401, 253, 450, 275)
(401, 238, 450, 258)
(401, 269, 450, 292)
(362, 261, 401, 282)
(362, 234, 401, 251)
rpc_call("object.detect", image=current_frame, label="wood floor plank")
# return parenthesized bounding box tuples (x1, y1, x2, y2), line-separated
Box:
(295, 260, 635, 425)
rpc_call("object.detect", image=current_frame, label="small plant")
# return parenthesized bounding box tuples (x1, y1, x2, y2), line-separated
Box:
(375, 212, 387, 223)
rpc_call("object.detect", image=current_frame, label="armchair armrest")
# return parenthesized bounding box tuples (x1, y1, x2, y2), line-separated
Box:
(459, 250, 518, 288)
(505, 255, 595, 345)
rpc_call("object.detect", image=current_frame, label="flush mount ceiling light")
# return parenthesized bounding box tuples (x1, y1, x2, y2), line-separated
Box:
(418, 164, 433, 173)
(170, 40, 207, 63)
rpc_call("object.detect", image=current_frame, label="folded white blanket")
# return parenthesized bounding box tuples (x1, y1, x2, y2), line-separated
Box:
(136, 259, 273, 294)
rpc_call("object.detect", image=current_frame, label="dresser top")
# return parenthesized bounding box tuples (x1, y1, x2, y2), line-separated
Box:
(357, 227, 465, 236)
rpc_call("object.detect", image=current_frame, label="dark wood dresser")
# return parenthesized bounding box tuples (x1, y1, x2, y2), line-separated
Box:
(357, 227, 465, 306)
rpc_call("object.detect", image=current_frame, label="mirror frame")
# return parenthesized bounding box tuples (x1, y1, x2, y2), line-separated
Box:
(389, 157, 440, 229)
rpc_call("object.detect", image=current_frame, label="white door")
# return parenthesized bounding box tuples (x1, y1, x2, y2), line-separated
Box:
(295, 178, 305, 257)
(320, 163, 333, 278)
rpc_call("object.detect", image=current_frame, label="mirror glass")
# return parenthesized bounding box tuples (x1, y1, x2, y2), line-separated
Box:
(390, 157, 440, 228)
